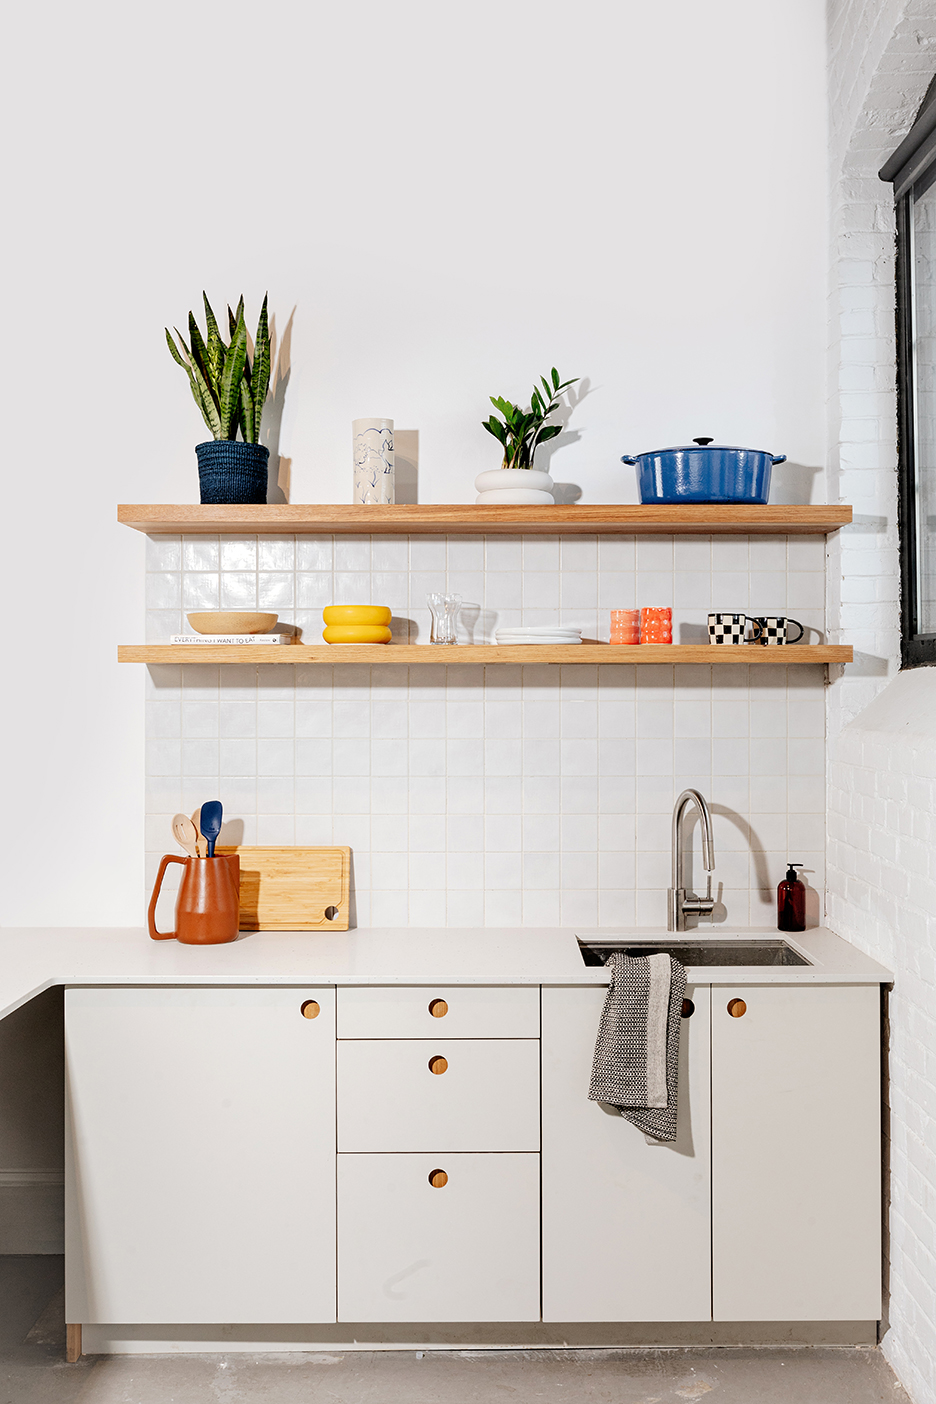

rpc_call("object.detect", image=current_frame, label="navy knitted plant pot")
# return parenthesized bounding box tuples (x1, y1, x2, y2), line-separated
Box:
(196, 440, 269, 504)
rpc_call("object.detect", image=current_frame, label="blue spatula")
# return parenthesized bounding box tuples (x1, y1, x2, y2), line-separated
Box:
(199, 800, 223, 857)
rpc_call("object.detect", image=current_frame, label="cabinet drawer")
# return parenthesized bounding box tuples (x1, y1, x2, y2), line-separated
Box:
(338, 1039, 540, 1152)
(337, 985, 540, 1039)
(338, 1153, 540, 1321)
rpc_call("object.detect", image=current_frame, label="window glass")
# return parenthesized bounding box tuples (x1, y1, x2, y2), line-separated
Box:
(912, 173, 936, 634)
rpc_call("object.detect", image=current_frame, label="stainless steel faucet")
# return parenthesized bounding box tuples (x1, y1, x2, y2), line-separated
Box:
(668, 788, 716, 931)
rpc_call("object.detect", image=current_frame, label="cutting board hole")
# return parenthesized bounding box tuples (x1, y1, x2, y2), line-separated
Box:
(300, 1000, 321, 1020)
(428, 1055, 448, 1075)
(727, 998, 747, 1018)
(681, 998, 695, 1018)
(324, 906, 340, 922)
(428, 1169, 448, 1188)
(428, 998, 449, 1018)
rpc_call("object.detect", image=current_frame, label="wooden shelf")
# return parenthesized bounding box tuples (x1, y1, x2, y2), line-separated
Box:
(118, 644, 852, 666)
(118, 504, 852, 536)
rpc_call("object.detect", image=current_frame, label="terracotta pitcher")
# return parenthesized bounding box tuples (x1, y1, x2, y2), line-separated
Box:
(148, 854, 240, 944)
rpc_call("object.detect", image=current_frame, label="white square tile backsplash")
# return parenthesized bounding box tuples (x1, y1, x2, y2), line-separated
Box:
(145, 532, 827, 927)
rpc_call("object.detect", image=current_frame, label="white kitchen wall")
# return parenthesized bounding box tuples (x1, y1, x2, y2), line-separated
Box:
(826, 2, 936, 1401)
(146, 532, 827, 929)
(0, 0, 828, 927)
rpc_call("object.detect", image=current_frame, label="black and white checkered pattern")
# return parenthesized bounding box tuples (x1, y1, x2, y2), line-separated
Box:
(750, 615, 804, 645)
(588, 952, 687, 1142)
(708, 614, 745, 644)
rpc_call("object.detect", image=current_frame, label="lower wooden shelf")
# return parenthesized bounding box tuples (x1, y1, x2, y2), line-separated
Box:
(118, 644, 852, 665)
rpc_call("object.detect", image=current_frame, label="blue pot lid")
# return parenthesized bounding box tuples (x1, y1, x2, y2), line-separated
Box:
(645, 438, 769, 454)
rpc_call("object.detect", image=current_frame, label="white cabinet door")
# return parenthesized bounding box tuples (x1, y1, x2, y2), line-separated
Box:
(541, 984, 711, 1322)
(711, 983, 881, 1322)
(65, 987, 336, 1324)
(338, 1153, 540, 1321)
(338, 1039, 540, 1151)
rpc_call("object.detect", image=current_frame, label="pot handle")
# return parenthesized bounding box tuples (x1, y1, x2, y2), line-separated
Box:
(771, 454, 787, 465)
(620, 455, 638, 465)
(148, 853, 186, 940)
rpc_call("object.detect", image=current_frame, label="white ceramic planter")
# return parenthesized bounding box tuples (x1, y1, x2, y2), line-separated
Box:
(475, 487, 555, 504)
(475, 468, 554, 495)
(475, 467, 555, 505)
(352, 418, 395, 504)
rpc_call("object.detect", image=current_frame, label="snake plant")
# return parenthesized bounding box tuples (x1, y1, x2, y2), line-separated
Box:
(482, 367, 579, 470)
(165, 293, 271, 443)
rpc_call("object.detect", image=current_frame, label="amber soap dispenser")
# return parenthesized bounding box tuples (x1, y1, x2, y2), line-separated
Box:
(777, 862, 806, 933)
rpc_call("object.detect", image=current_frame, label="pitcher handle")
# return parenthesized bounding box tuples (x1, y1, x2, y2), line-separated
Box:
(148, 854, 186, 940)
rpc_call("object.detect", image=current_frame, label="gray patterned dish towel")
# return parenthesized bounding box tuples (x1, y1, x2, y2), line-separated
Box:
(588, 951, 687, 1142)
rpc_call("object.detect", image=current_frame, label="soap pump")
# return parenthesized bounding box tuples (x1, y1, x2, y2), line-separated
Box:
(777, 862, 805, 933)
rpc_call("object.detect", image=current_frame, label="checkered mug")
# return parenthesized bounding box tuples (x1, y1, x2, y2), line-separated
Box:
(708, 613, 746, 644)
(749, 616, 805, 645)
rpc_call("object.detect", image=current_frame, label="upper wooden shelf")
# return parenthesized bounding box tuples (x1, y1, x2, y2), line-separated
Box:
(117, 504, 852, 537)
(118, 644, 853, 666)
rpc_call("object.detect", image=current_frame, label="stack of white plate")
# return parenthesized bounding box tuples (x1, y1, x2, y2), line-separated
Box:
(494, 626, 583, 646)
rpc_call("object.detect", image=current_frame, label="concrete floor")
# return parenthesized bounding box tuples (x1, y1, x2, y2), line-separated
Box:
(0, 1258, 914, 1404)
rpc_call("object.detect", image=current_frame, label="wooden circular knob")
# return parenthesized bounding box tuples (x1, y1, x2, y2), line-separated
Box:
(428, 998, 448, 1018)
(727, 998, 747, 1018)
(681, 998, 695, 1018)
(300, 1000, 321, 1020)
(428, 1168, 448, 1188)
(428, 1055, 448, 1075)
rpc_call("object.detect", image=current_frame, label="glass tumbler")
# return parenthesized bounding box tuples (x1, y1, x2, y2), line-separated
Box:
(640, 606, 672, 643)
(610, 609, 640, 644)
(427, 593, 462, 645)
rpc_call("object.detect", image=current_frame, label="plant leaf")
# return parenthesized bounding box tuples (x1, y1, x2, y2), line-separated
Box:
(219, 308, 248, 439)
(165, 327, 187, 367)
(202, 293, 226, 387)
(188, 312, 219, 408)
(239, 375, 255, 444)
(189, 353, 222, 438)
(227, 295, 245, 341)
(536, 424, 563, 444)
(249, 294, 271, 439)
(552, 367, 560, 390)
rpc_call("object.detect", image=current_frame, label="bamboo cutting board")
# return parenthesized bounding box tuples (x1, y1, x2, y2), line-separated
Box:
(215, 846, 351, 931)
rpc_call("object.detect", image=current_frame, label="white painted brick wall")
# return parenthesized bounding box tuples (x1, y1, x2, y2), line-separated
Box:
(827, 3, 936, 1401)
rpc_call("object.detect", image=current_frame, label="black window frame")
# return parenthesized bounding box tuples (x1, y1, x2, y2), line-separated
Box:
(881, 78, 936, 667)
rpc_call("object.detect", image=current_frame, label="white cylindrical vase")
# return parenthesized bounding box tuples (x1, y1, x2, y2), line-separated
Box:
(353, 418, 395, 504)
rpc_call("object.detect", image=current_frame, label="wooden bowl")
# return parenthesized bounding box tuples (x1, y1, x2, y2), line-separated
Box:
(187, 612, 279, 635)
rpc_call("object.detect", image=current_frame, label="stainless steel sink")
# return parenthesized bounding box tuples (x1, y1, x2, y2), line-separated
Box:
(577, 938, 811, 968)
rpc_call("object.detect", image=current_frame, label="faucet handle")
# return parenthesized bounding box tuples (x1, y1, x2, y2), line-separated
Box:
(681, 895, 716, 918)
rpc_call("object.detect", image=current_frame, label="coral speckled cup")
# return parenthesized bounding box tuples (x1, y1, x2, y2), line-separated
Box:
(610, 609, 640, 644)
(640, 607, 672, 643)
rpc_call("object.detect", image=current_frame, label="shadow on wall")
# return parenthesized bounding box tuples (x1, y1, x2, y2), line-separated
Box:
(768, 461, 823, 504)
(262, 308, 295, 504)
(529, 377, 592, 506)
(394, 430, 419, 504)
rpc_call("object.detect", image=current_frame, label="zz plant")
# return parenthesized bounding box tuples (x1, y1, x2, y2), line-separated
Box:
(482, 367, 579, 470)
(166, 293, 270, 443)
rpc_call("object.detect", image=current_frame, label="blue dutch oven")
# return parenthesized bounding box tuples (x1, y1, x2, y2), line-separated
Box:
(621, 437, 786, 504)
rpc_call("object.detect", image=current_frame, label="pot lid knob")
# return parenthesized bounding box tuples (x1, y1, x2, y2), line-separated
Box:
(693, 437, 714, 446)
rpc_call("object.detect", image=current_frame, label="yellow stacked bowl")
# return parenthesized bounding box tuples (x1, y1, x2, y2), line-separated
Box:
(322, 605, 392, 644)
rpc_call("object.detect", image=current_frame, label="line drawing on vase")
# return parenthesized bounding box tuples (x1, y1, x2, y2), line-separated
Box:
(352, 418, 395, 504)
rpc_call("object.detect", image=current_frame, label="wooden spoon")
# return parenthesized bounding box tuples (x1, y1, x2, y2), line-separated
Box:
(172, 814, 199, 858)
(190, 808, 208, 858)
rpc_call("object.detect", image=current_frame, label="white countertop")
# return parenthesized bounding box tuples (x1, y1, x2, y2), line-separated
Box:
(0, 925, 892, 1022)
